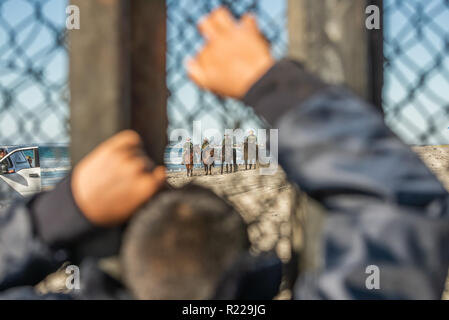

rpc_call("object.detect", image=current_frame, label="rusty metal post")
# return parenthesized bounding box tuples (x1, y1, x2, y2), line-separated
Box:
(69, 0, 130, 165)
(70, 0, 167, 166)
(288, 0, 383, 110)
(367, 0, 384, 111)
(129, 0, 168, 165)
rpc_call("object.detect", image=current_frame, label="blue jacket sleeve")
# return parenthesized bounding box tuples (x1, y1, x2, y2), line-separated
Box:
(243, 59, 449, 299)
(0, 176, 97, 292)
(0, 200, 64, 292)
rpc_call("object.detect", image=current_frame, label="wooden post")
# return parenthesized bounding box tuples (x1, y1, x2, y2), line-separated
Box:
(288, 0, 383, 110)
(70, 0, 167, 166)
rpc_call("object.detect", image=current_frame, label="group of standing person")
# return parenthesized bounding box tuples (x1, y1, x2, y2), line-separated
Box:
(181, 130, 258, 177)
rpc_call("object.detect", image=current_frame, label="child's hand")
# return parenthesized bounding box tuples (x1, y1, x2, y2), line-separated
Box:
(187, 7, 274, 99)
(71, 130, 166, 226)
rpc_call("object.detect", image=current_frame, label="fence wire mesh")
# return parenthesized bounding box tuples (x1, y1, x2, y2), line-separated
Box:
(0, 0, 69, 145)
(383, 0, 449, 145)
(167, 0, 287, 134)
(0, 1, 447, 151)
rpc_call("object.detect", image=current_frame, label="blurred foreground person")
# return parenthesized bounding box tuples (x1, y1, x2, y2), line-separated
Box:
(0, 131, 164, 298)
(121, 185, 280, 300)
(186, 7, 449, 299)
(0, 131, 280, 299)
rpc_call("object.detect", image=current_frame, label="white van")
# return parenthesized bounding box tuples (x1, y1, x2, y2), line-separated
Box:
(0, 146, 42, 201)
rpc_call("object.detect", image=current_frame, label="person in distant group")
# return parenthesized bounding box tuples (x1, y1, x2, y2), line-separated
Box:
(244, 130, 258, 170)
(201, 138, 215, 175)
(182, 137, 194, 177)
(201, 137, 210, 165)
(221, 134, 234, 174)
(182, 138, 194, 164)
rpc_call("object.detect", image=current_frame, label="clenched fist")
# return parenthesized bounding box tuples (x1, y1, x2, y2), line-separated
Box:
(187, 7, 274, 99)
(71, 130, 166, 226)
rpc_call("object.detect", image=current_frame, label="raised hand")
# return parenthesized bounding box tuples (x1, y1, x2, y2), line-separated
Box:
(187, 7, 274, 99)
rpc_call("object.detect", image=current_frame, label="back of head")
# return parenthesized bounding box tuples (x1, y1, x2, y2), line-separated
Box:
(121, 184, 249, 299)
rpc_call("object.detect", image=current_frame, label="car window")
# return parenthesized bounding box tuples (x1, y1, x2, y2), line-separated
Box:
(10, 151, 31, 171)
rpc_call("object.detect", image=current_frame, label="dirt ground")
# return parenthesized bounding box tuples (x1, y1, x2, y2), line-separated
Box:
(412, 146, 449, 189)
(412, 146, 449, 300)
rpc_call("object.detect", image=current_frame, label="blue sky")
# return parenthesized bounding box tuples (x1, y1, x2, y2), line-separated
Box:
(0, 0, 448, 145)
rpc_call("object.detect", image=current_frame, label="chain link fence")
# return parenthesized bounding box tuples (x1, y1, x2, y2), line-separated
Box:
(1, 1, 447, 153)
(167, 0, 287, 134)
(0, 0, 69, 145)
(383, 0, 449, 145)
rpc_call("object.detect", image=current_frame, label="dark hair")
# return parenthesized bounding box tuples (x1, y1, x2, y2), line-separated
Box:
(120, 184, 249, 299)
